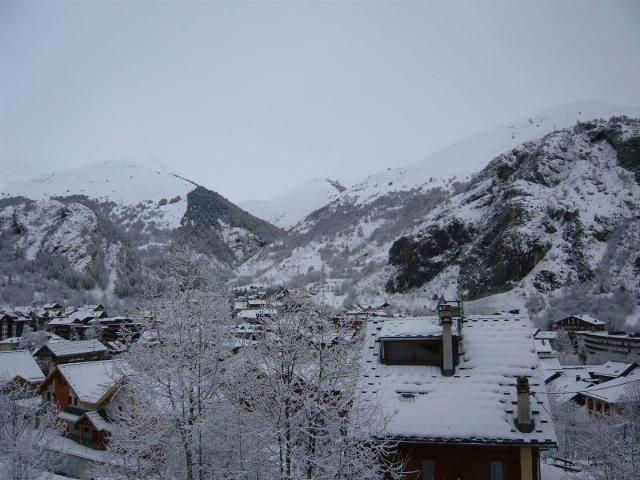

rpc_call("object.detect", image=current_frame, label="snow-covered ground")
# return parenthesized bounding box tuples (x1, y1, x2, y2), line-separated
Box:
(540, 460, 590, 480)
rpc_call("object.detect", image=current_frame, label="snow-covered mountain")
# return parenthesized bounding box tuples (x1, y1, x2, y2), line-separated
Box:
(0, 160, 282, 302)
(238, 112, 640, 328)
(1, 160, 196, 230)
(340, 101, 640, 206)
(385, 117, 640, 327)
(239, 178, 346, 229)
(238, 103, 640, 285)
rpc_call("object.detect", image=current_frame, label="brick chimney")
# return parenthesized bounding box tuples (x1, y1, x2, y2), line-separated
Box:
(438, 303, 455, 376)
(515, 376, 534, 433)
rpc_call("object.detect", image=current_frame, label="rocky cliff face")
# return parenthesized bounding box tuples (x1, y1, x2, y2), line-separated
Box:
(386, 118, 640, 317)
(0, 198, 140, 303)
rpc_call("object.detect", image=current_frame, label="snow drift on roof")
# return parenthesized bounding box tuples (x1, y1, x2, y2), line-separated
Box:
(0, 350, 45, 383)
(37, 339, 107, 358)
(357, 314, 556, 446)
(57, 360, 129, 404)
(378, 316, 458, 339)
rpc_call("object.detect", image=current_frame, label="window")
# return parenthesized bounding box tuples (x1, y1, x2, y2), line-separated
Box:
(47, 392, 51, 401)
(421, 459, 435, 480)
(382, 339, 451, 366)
(383, 342, 414, 363)
(490, 461, 504, 480)
(415, 342, 441, 363)
(68, 396, 72, 405)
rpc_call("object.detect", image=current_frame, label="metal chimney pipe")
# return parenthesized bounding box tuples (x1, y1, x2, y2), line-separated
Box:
(515, 376, 534, 433)
(438, 305, 455, 376)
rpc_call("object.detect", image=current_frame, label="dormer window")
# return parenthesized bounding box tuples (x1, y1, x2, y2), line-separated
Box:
(376, 317, 460, 369)
(381, 340, 443, 365)
(380, 338, 459, 367)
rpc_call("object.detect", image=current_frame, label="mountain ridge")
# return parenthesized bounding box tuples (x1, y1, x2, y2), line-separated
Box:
(237, 115, 640, 330)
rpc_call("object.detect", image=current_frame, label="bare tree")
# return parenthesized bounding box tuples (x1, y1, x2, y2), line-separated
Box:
(0, 382, 63, 480)
(229, 296, 403, 480)
(550, 384, 640, 480)
(98, 247, 234, 480)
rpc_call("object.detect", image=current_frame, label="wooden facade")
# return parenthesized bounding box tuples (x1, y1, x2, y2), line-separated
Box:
(0, 313, 32, 341)
(39, 362, 120, 451)
(552, 315, 605, 333)
(69, 415, 108, 450)
(400, 443, 539, 480)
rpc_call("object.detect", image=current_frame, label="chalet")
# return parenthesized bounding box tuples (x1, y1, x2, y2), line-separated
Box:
(552, 314, 605, 333)
(39, 360, 129, 450)
(48, 306, 108, 339)
(0, 331, 64, 352)
(0, 350, 45, 387)
(32, 303, 64, 330)
(43, 302, 64, 315)
(357, 302, 556, 480)
(0, 311, 33, 341)
(579, 367, 640, 415)
(233, 323, 264, 341)
(88, 316, 139, 343)
(544, 361, 639, 415)
(236, 307, 277, 323)
(344, 302, 393, 321)
(34, 339, 108, 374)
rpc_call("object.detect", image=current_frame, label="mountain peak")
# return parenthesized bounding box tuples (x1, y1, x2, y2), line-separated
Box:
(239, 177, 348, 229)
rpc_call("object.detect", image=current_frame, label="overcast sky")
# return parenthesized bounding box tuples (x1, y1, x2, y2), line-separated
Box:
(1, 1, 639, 202)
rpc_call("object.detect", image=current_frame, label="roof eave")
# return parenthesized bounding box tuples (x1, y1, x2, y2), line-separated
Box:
(377, 435, 557, 449)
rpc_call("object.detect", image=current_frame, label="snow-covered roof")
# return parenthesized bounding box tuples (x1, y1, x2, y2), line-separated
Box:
(538, 357, 562, 381)
(357, 314, 557, 446)
(43, 303, 63, 309)
(577, 330, 640, 341)
(49, 305, 107, 326)
(533, 330, 557, 341)
(592, 361, 636, 379)
(58, 410, 82, 423)
(237, 308, 277, 319)
(534, 338, 556, 357)
(0, 332, 64, 346)
(89, 316, 133, 325)
(0, 336, 21, 345)
(80, 410, 113, 432)
(35, 339, 107, 358)
(545, 366, 600, 403)
(378, 316, 458, 340)
(581, 368, 640, 405)
(54, 360, 129, 405)
(0, 350, 45, 384)
(0, 311, 30, 321)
